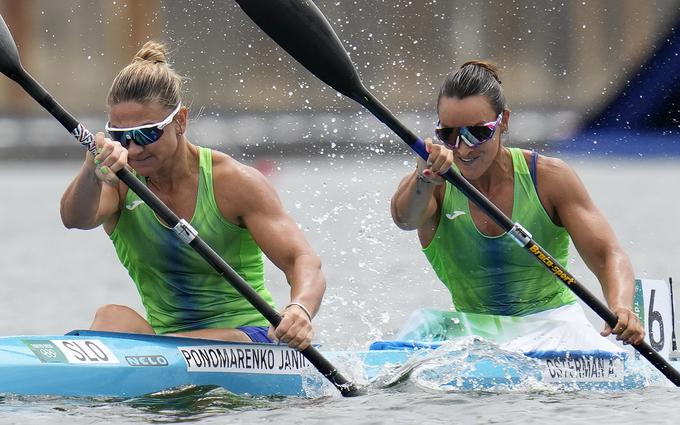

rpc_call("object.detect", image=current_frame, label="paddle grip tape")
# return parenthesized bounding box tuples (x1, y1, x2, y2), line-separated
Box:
(174, 219, 198, 243)
(508, 222, 532, 247)
(72, 124, 97, 156)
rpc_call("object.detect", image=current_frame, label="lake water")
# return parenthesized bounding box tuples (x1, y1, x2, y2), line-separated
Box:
(1, 153, 679, 423)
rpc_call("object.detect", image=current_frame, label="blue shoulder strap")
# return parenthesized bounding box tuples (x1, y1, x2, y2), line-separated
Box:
(530, 150, 538, 188)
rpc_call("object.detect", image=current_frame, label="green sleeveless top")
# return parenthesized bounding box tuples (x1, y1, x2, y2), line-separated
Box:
(423, 148, 576, 316)
(110, 147, 274, 334)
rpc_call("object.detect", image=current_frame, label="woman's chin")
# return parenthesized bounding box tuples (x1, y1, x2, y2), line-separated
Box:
(455, 158, 482, 179)
(129, 157, 154, 174)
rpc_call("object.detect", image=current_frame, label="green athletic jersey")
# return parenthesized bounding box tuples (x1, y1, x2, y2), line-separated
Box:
(110, 147, 274, 333)
(423, 148, 576, 316)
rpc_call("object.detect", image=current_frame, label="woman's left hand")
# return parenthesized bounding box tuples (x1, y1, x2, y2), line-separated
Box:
(268, 304, 313, 350)
(601, 306, 645, 345)
(417, 137, 453, 185)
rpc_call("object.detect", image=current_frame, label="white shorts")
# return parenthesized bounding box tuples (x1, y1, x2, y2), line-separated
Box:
(501, 303, 623, 355)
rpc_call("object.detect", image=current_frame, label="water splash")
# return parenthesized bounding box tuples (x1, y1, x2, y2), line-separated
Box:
(371, 337, 546, 392)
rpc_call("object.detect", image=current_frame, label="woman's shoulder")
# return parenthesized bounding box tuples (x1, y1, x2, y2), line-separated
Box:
(518, 149, 571, 175)
(210, 150, 276, 200)
(516, 150, 583, 224)
(209, 149, 234, 171)
(521, 149, 586, 208)
(210, 150, 261, 179)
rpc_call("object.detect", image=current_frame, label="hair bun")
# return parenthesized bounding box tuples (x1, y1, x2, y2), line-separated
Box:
(460, 60, 501, 84)
(132, 41, 168, 64)
(108, 40, 182, 108)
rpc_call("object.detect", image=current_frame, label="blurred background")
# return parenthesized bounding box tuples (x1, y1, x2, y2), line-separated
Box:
(0, 1, 679, 348)
(1, 0, 679, 158)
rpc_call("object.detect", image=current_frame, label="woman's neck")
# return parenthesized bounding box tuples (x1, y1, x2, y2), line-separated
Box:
(469, 146, 512, 194)
(147, 137, 199, 192)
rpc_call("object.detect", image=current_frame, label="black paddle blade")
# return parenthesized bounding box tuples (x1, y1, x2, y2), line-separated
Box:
(234, 0, 366, 102)
(0, 14, 23, 80)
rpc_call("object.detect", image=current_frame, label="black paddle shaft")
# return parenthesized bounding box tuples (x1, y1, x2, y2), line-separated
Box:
(0, 13, 360, 397)
(234, 0, 680, 386)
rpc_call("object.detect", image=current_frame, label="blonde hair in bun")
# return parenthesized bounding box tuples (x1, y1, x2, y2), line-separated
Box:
(108, 41, 183, 110)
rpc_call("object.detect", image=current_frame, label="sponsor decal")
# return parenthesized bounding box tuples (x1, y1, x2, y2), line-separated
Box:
(23, 340, 69, 363)
(543, 355, 624, 382)
(528, 244, 575, 285)
(126, 355, 169, 367)
(178, 345, 312, 374)
(125, 199, 145, 210)
(23, 339, 119, 364)
(445, 210, 466, 221)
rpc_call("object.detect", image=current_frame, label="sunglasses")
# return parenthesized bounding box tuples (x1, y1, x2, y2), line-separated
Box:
(105, 102, 182, 148)
(434, 113, 503, 149)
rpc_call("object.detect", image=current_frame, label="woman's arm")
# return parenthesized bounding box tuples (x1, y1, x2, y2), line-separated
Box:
(214, 157, 325, 350)
(541, 156, 644, 345)
(60, 133, 125, 230)
(390, 139, 451, 245)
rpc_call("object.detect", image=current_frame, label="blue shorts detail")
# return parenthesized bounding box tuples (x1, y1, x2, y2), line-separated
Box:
(238, 326, 273, 343)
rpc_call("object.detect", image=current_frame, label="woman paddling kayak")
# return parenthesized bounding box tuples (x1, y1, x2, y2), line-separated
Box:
(390, 60, 644, 346)
(60, 41, 325, 350)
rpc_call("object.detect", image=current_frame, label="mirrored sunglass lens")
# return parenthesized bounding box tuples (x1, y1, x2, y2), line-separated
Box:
(466, 126, 494, 143)
(132, 128, 163, 145)
(107, 130, 126, 144)
(435, 127, 455, 143)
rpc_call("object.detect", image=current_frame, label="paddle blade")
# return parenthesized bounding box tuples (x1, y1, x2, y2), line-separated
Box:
(0, 14, 23, 80)
(234, 0, 366, 102)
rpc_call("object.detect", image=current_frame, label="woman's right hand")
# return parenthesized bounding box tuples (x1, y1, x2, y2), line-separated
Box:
(416, 137, 453, 185)
(92, 132, 128, 185)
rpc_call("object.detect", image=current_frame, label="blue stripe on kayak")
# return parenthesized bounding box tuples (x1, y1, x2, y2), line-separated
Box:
(370, 340, 627, 360)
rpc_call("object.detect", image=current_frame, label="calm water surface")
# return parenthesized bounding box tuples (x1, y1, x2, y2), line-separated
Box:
(1, 154, 679, 423)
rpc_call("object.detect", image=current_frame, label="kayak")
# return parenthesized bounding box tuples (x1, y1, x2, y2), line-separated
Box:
(1, 279, 674, 397)
(0, 319, 673, 397)
(0, 329, 657, 398)
(2, 330, 320, 397)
